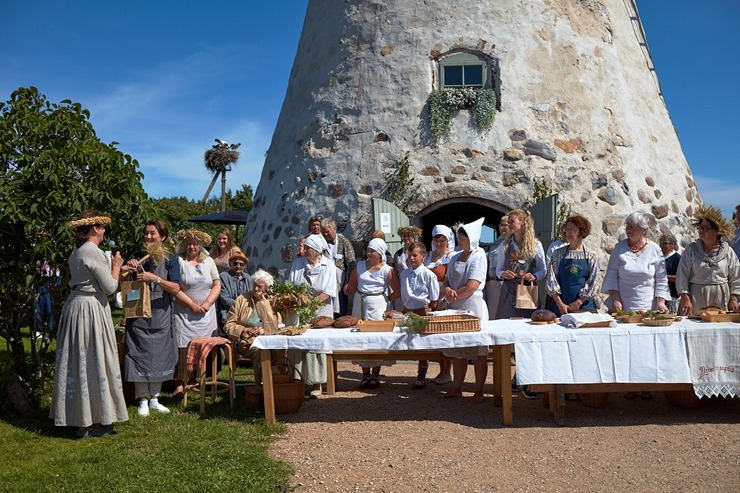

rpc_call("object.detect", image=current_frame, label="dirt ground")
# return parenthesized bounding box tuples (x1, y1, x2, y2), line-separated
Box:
(268, 361, 740, 493)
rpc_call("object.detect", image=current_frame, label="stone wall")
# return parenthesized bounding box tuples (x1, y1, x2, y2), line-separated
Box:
(242, 0, 699, 275)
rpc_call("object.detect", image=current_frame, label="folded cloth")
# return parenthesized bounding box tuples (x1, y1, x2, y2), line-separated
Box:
(429, 309, 475, 317)
(686, 327, 740, 398)
(186, 336, 230, 372)
(559, 313, 616, 329)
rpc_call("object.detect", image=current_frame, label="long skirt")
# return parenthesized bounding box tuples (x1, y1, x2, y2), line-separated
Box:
(50, 291, 128, 427)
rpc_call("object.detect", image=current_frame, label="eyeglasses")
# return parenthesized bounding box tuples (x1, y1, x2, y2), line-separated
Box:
(232, 261, 246, 266)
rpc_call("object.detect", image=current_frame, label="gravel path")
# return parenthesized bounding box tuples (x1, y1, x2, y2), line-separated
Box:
(269, 362, 740, 492)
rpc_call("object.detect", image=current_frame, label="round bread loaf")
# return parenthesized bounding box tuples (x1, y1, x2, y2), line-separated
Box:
(333, 315, 359, 328)
(310, 315, 335, 328)
(384, 310, 405, 320)
(531, 309, 557, 322)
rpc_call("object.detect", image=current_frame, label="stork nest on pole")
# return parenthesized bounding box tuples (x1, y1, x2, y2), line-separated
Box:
(204, 148, 240, 174)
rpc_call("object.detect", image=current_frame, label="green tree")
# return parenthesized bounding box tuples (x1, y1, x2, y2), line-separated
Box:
(0, 87, 156, 387)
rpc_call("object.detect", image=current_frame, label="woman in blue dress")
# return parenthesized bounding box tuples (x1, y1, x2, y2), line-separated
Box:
(545, 215, 602, 316)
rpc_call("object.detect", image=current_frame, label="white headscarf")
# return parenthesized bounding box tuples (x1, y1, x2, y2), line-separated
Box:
(458, 217, 485, 250)
(304, 234, 328, 255)
(367, 238, 388, 258)
(431, 224, 455, 250)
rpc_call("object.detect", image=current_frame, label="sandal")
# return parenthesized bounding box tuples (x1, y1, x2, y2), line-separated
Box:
(623, 392, 637, 399)
(412, 378, 426, 390)
(358, 376, 372, 390)
(368, 377, 380, 389)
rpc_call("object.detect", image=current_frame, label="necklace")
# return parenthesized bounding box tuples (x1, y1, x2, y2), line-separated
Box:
(628, 240, 647, 253)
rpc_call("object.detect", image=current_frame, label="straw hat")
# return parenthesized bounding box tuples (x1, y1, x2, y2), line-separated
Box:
(175, 229, 212, 246)
(397, 226, 422, 237)
(68, 215, 111, 229)
(692, 205, 734, 240)
(228, 250, 249, 265)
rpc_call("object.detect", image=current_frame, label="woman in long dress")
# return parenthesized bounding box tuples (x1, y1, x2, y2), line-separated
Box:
(346, 238, 401, 389)
(50, 211, 128, 437)
(545, 215, 601, 316)
(496, 209, 546, 319)
(123, 220, 181, 416)
(422, 224, 457, 385)
(172, 229, 221, 395)
(441, 218, 489, 403)
(286, 234, 338, 398)
(676, 205, 740, 315)
(602, 212, 669, 313)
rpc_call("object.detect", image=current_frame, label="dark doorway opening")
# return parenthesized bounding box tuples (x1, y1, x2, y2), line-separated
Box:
(418, 202, 504, 250)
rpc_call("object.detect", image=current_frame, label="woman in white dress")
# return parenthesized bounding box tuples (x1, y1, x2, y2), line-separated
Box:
(50, 211, 128, 437)
(602, 212, 670, 313)
(676, 205, 740, 315)
(287, 234, 338, 397)
(346, 238, 401, 389)
(422, 224, 457, 385)
(172, 229, 221, 395)
(441, 218, 489, 403)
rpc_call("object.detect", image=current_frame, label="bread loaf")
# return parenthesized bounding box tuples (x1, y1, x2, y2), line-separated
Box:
(310, 315, 335, 328)
(531, 309, 557, 322)
(333, 315, 359, 328)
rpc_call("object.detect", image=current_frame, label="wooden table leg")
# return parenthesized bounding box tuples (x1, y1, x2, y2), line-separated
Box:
(261, 349, 276, 423)
(496, 344, 513, 426)
(326, 354, 336, 395)
(491, 347, 502, 407)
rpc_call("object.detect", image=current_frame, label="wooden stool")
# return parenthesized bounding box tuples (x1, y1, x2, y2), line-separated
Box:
(183, 337, 235, 416)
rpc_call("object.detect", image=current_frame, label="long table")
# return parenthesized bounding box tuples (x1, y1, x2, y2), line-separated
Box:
(252, 318, 740, 424)
(252, 319, 578, 424)
(515, 318, 740, 423)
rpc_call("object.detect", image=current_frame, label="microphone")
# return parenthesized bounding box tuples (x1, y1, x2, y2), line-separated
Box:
(108, 240, 118, 256)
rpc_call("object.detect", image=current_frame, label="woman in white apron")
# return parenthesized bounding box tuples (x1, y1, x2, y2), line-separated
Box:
(346, 238, 401, 389)
(172, 229, 221, 395)
(441, 218, 488, 403)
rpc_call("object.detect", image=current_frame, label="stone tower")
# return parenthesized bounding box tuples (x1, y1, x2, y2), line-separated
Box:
(242, 0, 700, 274)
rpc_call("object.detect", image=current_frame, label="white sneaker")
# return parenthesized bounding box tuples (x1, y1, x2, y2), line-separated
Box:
(137, 399, 150, 416)
(149, 398, 170, 414)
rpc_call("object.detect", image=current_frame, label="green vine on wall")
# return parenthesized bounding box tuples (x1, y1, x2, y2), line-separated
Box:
(428, 88, 497, 144)
(526, 177, 573, 229)
(383, 151, 420, 215)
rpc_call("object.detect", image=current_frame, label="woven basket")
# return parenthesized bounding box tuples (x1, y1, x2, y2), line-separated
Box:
(243, 386, 264, 410)
(579, 392, 609, 408)
(664, 390, 703, 409)
(271, 357, 295, 384)
(642, 318, 673, 327)
(273, 358, 305, 414)
(418, 314, 481, 334)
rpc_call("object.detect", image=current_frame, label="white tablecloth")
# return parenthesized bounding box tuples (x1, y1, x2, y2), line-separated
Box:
(515, 318, 740, 395)
(251, 319, 576, 352)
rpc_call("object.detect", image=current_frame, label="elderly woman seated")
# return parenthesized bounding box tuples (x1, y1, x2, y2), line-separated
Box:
(223, 269, 281, 384)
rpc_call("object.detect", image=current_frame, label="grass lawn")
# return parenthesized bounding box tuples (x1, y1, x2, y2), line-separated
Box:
(0, 314, 293, 493)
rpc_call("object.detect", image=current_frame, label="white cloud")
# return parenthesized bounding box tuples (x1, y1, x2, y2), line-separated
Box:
(693, 175, 740, 217)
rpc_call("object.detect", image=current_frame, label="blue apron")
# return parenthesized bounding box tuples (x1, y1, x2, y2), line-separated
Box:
(549, 247, 595, 316)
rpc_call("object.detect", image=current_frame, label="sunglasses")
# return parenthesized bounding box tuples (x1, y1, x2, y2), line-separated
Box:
(659, 241, 672, 245)
(232, 261, 246, 266)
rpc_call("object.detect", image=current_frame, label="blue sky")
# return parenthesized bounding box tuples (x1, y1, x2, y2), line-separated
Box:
(2, 1, 738, 216)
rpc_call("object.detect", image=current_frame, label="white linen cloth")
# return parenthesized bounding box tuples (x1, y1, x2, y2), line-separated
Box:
(559, 313, 617, 329)
(686, 326, 740, 398)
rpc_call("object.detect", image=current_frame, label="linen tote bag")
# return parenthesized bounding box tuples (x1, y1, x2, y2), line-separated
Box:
(515, 278, 538, 310)
(120, 279, 152, 319)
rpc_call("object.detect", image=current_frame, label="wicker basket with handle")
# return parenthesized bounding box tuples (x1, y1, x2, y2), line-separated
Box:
(273, 358, 305, 414)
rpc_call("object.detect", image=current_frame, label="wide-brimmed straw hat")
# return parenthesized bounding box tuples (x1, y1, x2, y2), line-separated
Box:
(175, 229, 212, 246)
(692, 205, 735, 240)
(68, 215, 111, 229)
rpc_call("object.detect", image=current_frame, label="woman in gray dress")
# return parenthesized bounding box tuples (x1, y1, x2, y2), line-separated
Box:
(50, 211, 128, 437)
(676, 205, 740, 315)
(123, 220, 182, 417)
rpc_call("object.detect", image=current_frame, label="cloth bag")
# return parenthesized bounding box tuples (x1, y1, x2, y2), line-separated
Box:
(515, 278, 538, 310)
(120, 280, 151, 319)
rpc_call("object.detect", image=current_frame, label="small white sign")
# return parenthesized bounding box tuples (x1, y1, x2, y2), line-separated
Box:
(380, 213, 391, 234)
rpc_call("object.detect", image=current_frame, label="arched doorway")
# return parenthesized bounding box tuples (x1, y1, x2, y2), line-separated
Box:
(417, 199, 506, 250)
